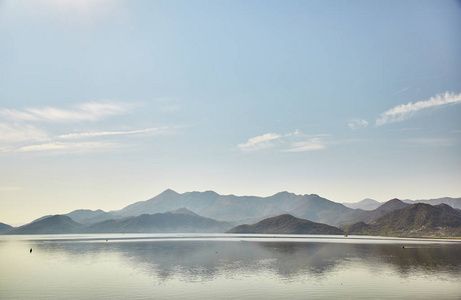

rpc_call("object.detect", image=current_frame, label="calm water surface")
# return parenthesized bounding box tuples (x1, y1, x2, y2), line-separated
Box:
(1, 234, 460, 299)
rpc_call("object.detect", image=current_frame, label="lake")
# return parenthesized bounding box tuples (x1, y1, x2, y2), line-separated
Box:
(1, 234, 460, 299)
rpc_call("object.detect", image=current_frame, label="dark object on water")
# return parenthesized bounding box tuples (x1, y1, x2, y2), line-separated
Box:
(30, 248, 32, 253)
(402, 246, 405, 249)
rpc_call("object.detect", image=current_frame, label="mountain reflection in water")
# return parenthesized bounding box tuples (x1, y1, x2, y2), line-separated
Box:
(33, 237, 461, 281)
(1, 235, 460, 299)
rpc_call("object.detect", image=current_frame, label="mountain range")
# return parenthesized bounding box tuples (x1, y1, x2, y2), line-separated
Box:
(112, 189, 362, 226)
(343, 203, 461, 237)
(344, 197, 461, 211)
(6, 208, 232, 235)
(2, 189, 461, 237)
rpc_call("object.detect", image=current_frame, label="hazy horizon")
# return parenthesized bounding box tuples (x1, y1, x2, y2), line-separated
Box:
(1, 0, 461, 225)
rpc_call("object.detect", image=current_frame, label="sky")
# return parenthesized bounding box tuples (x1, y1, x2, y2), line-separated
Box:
(1, 0, 460, 225)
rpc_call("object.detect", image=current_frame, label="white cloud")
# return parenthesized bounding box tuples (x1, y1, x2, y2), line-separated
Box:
(0, 123, 49, 143)
(237, 130, 327, 153)
(237, 133, 281, 152)
(0, 101, 130, 123)
(17, 141, 119, 154)
(0, 101, 179, 155)
(348, 119, 368, 130)
(57, 127, 169, 140)
(376, 91, 461, 126)
(283, 138, 325, 152)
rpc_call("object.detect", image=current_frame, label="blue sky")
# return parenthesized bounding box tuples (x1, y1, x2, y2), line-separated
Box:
(1, 0, 460, 224)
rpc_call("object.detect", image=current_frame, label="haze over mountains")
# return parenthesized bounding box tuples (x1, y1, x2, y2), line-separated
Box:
(2, 189, 461, 237)
(342, 199, 382, 211)
(113, 189, 362, 226)
(344, 197, 461, 210)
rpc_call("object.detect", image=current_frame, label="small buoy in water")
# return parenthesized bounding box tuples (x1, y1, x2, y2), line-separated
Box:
(402, 246, 405, 249)
(106, 239, 108, 242)
(30, 248, 32, 253)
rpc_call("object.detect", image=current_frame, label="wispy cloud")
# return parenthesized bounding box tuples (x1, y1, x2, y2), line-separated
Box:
(376, 91, 461, 126)
(237, 133, 281, 152)
(16, 141, 120, 154)
(0, 126, 173, 154)
(0, 101, 130, 123)
(283, 138, 325, 152)
(57, 127, 170, 140)
(0, 101, 180, 155)
(237, 130, 327, 153)
(391, 86, 411, 97)
(0, 123, 49, 143)
(348, 119, 368, 130)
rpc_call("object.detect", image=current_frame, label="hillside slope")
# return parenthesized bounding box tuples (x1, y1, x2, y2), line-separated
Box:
(85, 210, 232, 233)
(6, 215, 84, 234)
(343, 203, 461, 237)
(227, 214, 344, 235)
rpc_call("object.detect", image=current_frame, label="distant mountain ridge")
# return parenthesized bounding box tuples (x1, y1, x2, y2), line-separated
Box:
(343, 199, 381, 211)
(343, 203, 461, 237)
(349, 199, 410, 224)
(7, 215, 84, 234)
(115, 189, 361, 227)
(6, 209, 232, 234)
(227, 214, 344, 235)
(85, 209, 232, 233)
(343, 197, 461, 211)
(402, 197, 461, 210)
(2, 189, 460, 237)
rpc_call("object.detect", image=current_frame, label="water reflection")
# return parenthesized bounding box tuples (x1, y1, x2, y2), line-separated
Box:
(2, 236, 461, 299)
(32, 238, 461, 282)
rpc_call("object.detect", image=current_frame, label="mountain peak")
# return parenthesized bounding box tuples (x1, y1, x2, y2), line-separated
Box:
(227, 214, 344, 235)
(160, 189, 180, 196)
(268, 191, 298, 199)
(6, 215, 84, 234)
(360, 198, 380, 204)
(381, 198, 406, 207)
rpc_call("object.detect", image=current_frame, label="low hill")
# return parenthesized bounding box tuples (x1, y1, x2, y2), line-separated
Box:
(341, 221, 372, 234)
(227, 214, 344, 235)
(85, 210, 232, 233)
(6, 215, 85, 234)
(343, 203, 461, 237)
(347, 199, 410, 225)
(0, 222, 13, 234)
